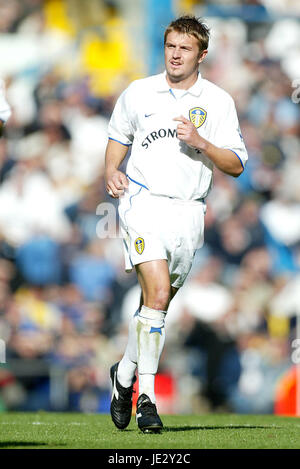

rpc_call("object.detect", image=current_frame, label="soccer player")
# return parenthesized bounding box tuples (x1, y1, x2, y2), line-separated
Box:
(105, 15, 247, 433)
(0, 79, 11, 137)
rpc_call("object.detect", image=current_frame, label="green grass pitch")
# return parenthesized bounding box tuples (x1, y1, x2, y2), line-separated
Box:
(1, 412, 300, 449)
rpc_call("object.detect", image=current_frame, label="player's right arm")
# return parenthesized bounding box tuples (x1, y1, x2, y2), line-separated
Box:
(106, 82, 136, 197)
(105, 139, 129, 198)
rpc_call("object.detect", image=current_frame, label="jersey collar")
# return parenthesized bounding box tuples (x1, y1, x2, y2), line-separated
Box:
(156, 71, 203, 97)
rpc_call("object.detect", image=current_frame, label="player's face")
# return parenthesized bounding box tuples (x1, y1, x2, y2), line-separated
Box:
(164, 31, 207, 86)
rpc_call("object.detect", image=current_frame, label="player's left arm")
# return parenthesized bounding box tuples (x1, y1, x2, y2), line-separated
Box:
(174, 115, 243, 178)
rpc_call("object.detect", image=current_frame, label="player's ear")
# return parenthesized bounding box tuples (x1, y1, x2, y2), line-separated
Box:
(198, 49, 208, 64)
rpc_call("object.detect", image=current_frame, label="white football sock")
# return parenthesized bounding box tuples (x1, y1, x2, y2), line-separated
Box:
(117, 309, 138, 388)
(137, 305, 166, 403)
(139, 374, 156, 403)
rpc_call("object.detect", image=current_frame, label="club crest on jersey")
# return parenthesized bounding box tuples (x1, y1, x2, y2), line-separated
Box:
(189, 107, 207, 128)
(135, 237, 145, 255)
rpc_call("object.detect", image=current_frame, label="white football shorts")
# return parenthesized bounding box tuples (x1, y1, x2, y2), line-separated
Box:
(118, 179, 206, 288)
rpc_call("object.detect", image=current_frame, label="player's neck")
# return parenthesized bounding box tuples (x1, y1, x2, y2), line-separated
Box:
(166, 71, 199, 90)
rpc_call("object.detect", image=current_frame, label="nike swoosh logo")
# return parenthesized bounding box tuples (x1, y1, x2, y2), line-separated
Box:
(145, 113, 155, 118)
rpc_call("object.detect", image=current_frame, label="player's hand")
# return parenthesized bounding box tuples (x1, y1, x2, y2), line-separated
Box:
(105, 169, 128, 198)
(173, 115, 202, 149)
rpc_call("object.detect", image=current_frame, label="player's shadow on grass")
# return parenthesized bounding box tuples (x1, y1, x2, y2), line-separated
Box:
(164, 425, 282, 432)
(0, 441, 66, 448)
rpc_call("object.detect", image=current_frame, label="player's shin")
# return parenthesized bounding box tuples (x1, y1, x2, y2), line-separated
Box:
(136, 305, 166, 403)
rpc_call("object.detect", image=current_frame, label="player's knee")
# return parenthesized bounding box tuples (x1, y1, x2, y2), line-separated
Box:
(144, 285, 171, 311)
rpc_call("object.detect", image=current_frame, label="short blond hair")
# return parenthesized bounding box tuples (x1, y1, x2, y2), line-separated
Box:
(164, 15, 210, 53)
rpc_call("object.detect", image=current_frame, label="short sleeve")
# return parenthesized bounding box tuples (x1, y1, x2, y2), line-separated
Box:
(213, 95, 248, 170)
(108, 84, 136, 146)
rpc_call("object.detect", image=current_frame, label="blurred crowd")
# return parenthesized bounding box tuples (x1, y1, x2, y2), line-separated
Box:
(0, 0, 300, 415)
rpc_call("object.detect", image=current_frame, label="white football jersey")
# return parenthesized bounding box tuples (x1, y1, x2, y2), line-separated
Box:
(108, 72, 248, 201)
